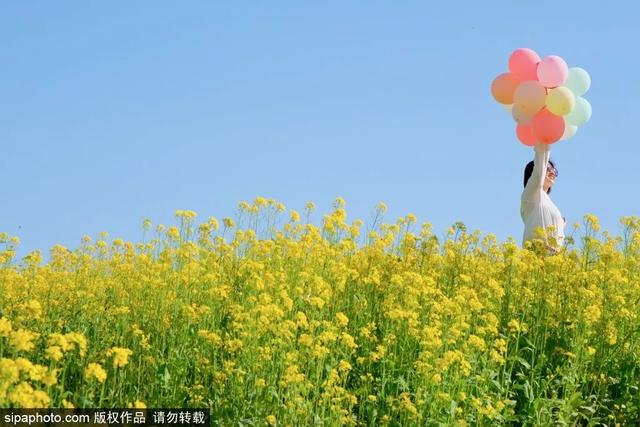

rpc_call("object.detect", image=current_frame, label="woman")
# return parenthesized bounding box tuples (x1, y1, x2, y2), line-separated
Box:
(521, 141, 566, 253)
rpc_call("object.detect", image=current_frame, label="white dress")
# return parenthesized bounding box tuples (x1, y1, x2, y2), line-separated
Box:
(521, 142, 565, 248)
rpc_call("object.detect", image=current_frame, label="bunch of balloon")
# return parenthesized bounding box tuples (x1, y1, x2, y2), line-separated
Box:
(491, 48, 592, 146)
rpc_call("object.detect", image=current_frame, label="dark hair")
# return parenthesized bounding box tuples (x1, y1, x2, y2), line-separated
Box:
(524, 159, 557, 194)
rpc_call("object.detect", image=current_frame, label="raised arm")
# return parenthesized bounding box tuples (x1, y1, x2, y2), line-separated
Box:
(522, 141, 550, 202)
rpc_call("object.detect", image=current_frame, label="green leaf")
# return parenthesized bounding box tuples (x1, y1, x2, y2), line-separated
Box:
(516, 357, 531, 370)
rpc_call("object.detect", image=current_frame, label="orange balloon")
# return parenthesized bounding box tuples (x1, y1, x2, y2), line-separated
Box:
(516, 124, 536, 146)
(532, 109, 565, 144)
(491, 73, 518, 104)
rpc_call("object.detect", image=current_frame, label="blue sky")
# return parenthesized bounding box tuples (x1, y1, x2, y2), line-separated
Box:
(1, 2, 638, 257)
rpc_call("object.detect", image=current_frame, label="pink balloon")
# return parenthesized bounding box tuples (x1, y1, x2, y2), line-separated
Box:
(537, 55, 569, 88)
(508, 48, 541, 82)
(516, 124, 536, 146)
(532, 109, 565, 144)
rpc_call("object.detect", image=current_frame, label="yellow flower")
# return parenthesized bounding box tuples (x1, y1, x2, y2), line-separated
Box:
(106, 347, 133, 368)
(47, 333, 72, 352)
(335, 312, 349, 327)
(45, 345, 64, 362)
(398, 392, 418, 417)
(309, 297, 325, 309)
(338, 360, 352, 373)
(9, 382, 50, 408)
(128, 400, 146, 408)
(0, 358, 20, 384)
(85, 363, 107, 383)
(340, 332, 358, 350)
(208, 217, 219, 231)
(24, 300, 43, 319)
(289, 210, 301, 222)
(33, 390, 53, 407)
(467, 334, 486, 351)
(294, 311, 308, 329)
(266, 415, 277, 426)
(584, 213, 601, 231)
(584, 305, 602, 324)
(507, 319, 526, 334)
(198, 330, 222, 346)
(312, 344, 329, 358)
(223, 217, 235, 228)
(490, 349, 505, 365)
(371, 345, 386, 362)
(298, 334, 313, 347)
(175, 210, 197, 220)
(9, 329, 39, 352)
(0, 317, 11, 337)
(279, 365, 305, 386)
(62, 332, 88, 357)
(605, 323, 617, 345)
(18, 359, 50, 384)
(15, 357, 34, 373)
(42, 369, 58, 386)
(494, 338, 507, 353)
(167, 226, 180, 240)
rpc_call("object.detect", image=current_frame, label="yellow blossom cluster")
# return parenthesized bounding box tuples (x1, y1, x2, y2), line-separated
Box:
(0, 201, 639, 425)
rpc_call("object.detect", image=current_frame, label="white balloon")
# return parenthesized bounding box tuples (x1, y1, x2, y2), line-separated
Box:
(561, 124, 578, 140)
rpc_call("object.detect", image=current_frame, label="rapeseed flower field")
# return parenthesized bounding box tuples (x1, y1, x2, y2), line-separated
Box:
(1, 198, 639, 425)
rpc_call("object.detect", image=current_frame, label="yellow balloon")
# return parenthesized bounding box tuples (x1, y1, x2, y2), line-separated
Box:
(546, 87, 575, 116)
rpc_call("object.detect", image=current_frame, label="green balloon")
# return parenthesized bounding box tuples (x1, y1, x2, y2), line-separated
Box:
(565, 67, 591, 96)
(565, 97, 592, 126)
